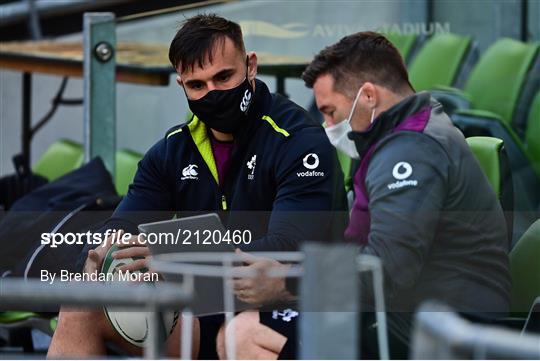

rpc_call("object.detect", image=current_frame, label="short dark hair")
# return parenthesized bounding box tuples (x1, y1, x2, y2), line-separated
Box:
(169, 14, 245, 73)
(302, 32, 413, 97)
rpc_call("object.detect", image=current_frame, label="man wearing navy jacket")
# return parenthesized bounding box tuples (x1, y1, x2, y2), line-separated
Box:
(48, 14, 346, 359)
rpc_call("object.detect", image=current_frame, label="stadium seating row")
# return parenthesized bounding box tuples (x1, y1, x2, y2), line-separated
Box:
(32, 140, 142, 196)
(377, 33, 540, 243)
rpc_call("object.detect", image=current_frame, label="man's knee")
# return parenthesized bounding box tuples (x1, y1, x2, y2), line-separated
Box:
(228, 311, 259, 340)
(53, 307, 142, 356)
(56, 308, 104, 332)
(216, 323, 227, 360)
(48, 308, 110, 357)
(217, 311, 260, 359)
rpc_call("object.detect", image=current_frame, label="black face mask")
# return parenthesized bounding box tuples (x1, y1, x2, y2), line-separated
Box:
(186, 59, 254, 134)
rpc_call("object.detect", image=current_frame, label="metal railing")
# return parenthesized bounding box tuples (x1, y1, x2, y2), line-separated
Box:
(0, 278, 191, 359)
(151, 251, 304, 360)
(411, 301, 540, 359)
(151, 248, 389, 360)
(1, 247, 389, 359)
(357, 254, 389, 360)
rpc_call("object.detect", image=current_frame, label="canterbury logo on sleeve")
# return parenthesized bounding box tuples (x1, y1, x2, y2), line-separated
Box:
(240, 89, 252, 113)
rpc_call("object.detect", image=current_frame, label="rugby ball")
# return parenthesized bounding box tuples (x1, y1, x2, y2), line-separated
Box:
(101, 245, 179, 347)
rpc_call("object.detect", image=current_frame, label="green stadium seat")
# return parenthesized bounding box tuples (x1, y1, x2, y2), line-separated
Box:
(0, 311, 55, 334)
(408, 33, 474, 91)
(466, 137, 513, 247)
(0, 311, 56, 352)
(440, 40, 540, 237)
(383, 32, 418, 63)
(466, 137, 504, 196)
(0, 311, 37, 324)
(435, 38, 539, 125)
(524, 92, 540, 177)
(460, 113, 540, 240)
(509, 219, 540, 314)
(460, 38, 538, 125)
(115, 149, 142, 196)
(32, 139, 84, 181)
(0, 150, 142, 351)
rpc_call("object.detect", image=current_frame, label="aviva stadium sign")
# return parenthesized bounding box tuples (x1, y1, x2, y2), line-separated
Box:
(239, 20, 450, 39)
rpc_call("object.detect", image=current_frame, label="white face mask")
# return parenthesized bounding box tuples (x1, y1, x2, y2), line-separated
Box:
(325, 119, 359, 159)
(324, 85, 376, 160)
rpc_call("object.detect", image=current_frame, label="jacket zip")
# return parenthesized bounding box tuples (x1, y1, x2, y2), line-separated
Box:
(221, 195, 228, 210)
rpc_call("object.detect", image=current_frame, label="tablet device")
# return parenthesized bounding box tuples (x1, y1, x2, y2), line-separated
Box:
(138, 213, 249, 316)
(138, 213, 234, 255)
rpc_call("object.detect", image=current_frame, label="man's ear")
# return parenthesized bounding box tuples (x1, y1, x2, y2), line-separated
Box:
(361, 82, 377, 108)
(247, 51, 258, 81)
(176, 75, 183, 87)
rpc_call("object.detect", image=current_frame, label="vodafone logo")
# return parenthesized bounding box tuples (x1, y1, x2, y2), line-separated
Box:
(392, 162, 413, 180)
(303, 153, 319, 170)
(388, 161, 417, 190)
(298, 153, 324, 177)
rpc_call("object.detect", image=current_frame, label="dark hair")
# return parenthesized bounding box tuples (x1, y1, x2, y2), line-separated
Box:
(169, 14, 245, 72)
(302, 31, 413, 96)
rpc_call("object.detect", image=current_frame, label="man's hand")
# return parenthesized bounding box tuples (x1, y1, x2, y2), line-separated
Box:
(232, 249, 295, 306)
(82, 230, 122, 275)
(83, 231, 154, 279)
(111, 234, 155, 278)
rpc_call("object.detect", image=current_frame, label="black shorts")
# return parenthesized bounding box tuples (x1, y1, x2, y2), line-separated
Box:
(197, 307, 299, 359)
